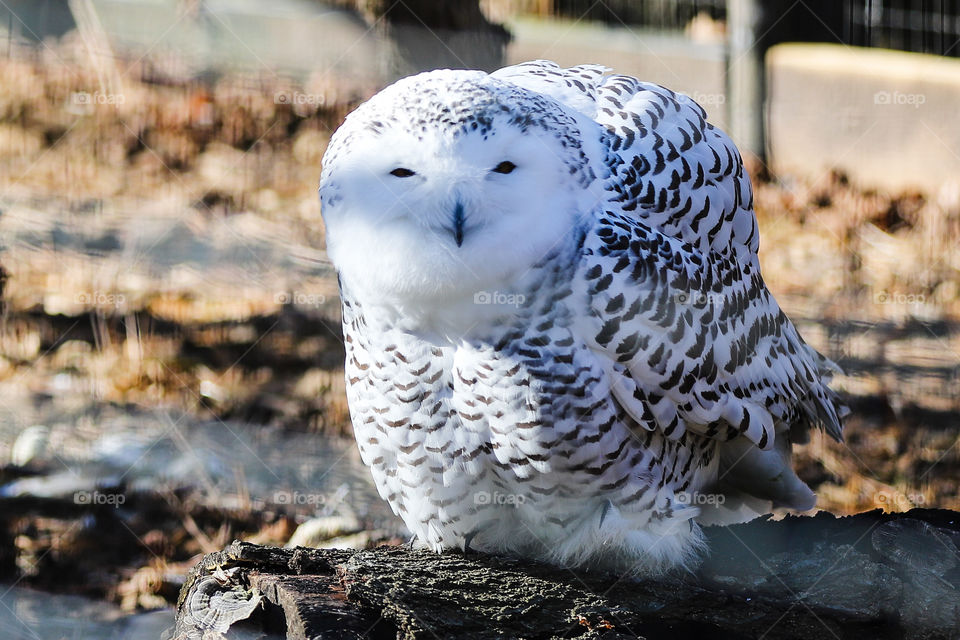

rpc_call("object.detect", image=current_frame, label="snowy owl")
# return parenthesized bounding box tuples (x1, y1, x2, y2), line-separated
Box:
(319, 60, 845, 573)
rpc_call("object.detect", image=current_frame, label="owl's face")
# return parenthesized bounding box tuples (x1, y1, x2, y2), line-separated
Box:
(320, 71, 603, 312)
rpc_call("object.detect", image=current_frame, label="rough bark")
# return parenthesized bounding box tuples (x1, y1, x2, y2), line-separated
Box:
(175, 508, 960, 640)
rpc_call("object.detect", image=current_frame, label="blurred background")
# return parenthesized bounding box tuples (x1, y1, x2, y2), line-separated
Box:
(0, 0, 957, 637)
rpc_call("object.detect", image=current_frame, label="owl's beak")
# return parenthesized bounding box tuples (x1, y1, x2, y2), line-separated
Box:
(452, 201, 465, 247)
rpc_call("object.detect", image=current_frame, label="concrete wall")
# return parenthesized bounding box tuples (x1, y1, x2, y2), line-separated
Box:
(505, 18, 729, 130)
(767, 43, 960, 193)
(88, 0, 383, 87)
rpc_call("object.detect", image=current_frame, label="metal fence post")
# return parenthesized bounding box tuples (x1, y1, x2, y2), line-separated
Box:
(727, 0, 765, 160)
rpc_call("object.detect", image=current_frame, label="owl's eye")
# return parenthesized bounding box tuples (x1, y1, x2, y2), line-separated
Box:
(492, 161, 516, 174)
(390, 168, 416, 178)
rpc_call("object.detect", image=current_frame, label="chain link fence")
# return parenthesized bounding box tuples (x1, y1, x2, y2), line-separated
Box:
(548, 0, 960, 58)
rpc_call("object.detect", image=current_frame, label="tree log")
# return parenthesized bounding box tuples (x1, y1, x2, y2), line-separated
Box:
(174, 509, 960, 640)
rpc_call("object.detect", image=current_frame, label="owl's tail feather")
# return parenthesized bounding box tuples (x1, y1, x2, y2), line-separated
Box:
(699, 343, 847, 526)
(698, 422, 816, 526)
(800, 345, 849, 443)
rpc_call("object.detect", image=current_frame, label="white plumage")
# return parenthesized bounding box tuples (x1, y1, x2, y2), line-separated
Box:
(319, 60, 845, 573)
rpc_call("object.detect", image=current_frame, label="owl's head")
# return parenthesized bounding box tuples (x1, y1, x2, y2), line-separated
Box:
(319, 69, 605, 311)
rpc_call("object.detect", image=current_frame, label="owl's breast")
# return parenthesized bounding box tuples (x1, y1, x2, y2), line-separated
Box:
(340, 290, 711, 553)
(343, 289, 634, 488)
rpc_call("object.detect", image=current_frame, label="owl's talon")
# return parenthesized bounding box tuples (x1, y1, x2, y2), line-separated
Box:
(599, 499, 614, 529)
(463, 529, 479, 554)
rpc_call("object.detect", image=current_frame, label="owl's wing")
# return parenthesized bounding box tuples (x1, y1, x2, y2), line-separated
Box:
(572, 210, 845, 512)
(492, 60, 757, 259)
(496, 61, 843, 512)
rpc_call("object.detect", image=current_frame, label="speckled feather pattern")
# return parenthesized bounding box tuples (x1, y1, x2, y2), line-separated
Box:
(321, 60, 845, 573)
